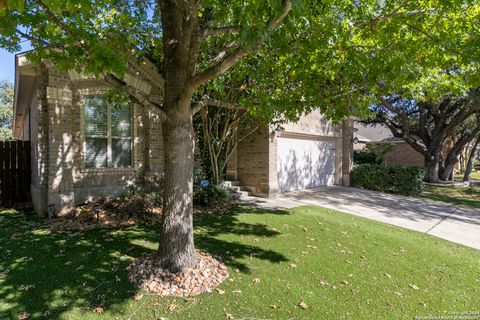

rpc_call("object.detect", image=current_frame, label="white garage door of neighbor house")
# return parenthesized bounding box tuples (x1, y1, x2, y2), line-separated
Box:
(277, 137, 336, 192)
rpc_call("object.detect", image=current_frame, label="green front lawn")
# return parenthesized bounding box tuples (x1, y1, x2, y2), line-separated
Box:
(454, 161, 480, 180)
(454, 171, 480, 180)
(422, 185, 480, 208)
(1, 206, 479, 319)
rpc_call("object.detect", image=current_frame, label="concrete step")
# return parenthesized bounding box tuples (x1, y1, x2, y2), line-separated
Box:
(222, 180, 240, 187)
(230, 190, 250, 200)
(227, 186, 241, 192)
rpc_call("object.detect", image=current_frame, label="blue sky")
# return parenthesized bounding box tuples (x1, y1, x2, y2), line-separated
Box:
(0, 43, 32, 83)
(0, 48, 17, 82)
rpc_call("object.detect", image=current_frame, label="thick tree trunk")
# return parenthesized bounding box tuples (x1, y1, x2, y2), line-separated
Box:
(424, 156, 440, 182)
(464, 135, 480, 181)
(157, 114, 197, 273)
(441, 162, 456, 181)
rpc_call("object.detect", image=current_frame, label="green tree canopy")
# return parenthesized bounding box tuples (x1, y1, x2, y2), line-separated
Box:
(0, 80, 13, 141)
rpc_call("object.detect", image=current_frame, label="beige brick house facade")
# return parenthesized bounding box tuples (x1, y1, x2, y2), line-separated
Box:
(230, 113, 353, 197)
(14, 55, 165, 216)
(14, 54, 354, 215)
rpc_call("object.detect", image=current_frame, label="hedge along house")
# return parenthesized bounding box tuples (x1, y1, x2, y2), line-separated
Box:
(13, 53, 354, 215)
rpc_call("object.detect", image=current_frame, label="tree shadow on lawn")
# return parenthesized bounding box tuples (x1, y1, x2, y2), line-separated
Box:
(194, 205, 290, 272)
(0, 205, 288, 319)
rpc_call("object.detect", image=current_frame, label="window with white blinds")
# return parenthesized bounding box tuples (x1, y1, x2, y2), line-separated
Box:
(84, 96, 132, 168)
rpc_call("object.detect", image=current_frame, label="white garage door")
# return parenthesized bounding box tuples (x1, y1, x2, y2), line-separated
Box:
(277, 136, 336, 192)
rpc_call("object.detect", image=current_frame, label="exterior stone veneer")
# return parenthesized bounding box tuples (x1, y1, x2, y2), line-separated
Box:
(26, 64, 165, 216)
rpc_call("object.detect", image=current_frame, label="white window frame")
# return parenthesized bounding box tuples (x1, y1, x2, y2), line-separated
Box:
(84, 95, 133, 168)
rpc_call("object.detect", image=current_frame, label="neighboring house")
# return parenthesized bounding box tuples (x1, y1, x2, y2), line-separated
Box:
(353, 122, 424, 167)
(13, 53, 354, 216)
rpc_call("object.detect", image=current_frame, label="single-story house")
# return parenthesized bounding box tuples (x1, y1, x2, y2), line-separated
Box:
(353, 122, 424, 167)
(13, 53, 354, 216)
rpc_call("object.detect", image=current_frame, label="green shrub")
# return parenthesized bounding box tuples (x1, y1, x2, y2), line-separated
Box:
(354, 143, 393, 165)
(351, 164, 424, 195)
(193, 168, 230, 207)
(103, 173, 163, 220)
(353, 151, 380, 165)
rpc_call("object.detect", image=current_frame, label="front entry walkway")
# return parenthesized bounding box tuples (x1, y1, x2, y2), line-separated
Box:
(244, 186, 480, 250)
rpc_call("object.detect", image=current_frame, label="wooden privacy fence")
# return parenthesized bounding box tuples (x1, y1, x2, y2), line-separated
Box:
(0, 140, 31, 206)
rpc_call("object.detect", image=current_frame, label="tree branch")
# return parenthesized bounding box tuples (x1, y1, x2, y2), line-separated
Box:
(191, 0, 292, 87)
(104, 74, 167, 120)
(35, 0, 78, 40)
(202, 26, 240, 37)
(192, 96, 247, 115)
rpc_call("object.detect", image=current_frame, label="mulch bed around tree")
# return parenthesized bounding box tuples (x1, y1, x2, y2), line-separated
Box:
(127, 250, 229, 297)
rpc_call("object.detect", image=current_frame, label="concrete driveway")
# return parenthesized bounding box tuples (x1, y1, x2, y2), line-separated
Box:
(244, 186, 480, 250)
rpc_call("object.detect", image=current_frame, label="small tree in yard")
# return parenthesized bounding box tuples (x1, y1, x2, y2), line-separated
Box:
(1, 0, 478, 273)
(0, 80, 13, 141)
(195, 105, 261, 185)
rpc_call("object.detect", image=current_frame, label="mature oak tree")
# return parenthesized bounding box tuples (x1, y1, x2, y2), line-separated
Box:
(371, 91, 480, 182)
(1, 0, 479, 272)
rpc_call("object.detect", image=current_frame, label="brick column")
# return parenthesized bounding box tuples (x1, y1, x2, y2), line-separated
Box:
(46, 87, 74, 215)
(342, 118, 354, 186)
(226, 143, 238, 181)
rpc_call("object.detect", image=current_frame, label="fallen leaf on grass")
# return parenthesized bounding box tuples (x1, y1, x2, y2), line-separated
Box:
(19, 284, 35, 291)
(409, 284, 419, 290)
(298, 301, 309, 309)
(225, 313, 234, 319)
(133, 293, 143, 301)
(166, 303, 177, 313)
(270, 305, 278, 309)
(216, 288, 225, 295)
(18, 312, 30, 320)
(232, 289, 242, 294)
(384, 273, 392, 279)
(394, 292, 403, 297)
(318, 280, 329, 286)
(252, 278, 260, 283)
(93, 306, 104, 314)
(289, 263, 298, 269)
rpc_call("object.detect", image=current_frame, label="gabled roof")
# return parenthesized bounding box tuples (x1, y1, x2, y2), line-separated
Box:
(354, 121, 394, 142)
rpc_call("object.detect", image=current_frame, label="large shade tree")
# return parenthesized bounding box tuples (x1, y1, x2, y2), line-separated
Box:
(371, 90, 480, 182)
(1, 0, 479, 272)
